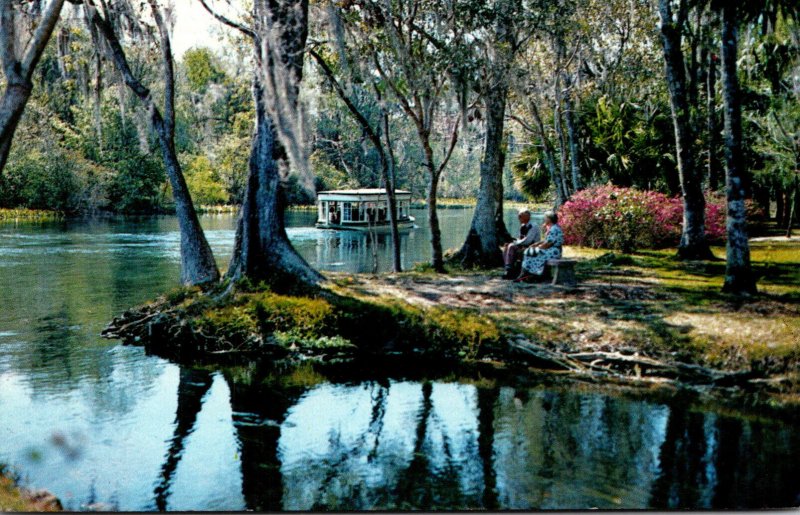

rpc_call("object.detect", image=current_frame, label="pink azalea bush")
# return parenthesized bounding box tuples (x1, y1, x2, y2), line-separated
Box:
(559, 185, 763, 251)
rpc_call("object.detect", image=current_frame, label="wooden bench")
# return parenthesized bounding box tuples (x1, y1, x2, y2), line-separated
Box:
(546, 259, 577, 286)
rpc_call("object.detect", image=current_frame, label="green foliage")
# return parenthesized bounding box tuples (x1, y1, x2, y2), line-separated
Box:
(581, 95, 678, 195)
(1, 116, 109, 212)
(183, 154, 228, 205)
(106, 154, 166, 213)
(182, 47, 225, 93)
(511, 145, 555, 200)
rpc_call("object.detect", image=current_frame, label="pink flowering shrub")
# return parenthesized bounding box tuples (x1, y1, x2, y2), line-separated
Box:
(559, 185, 763, 251)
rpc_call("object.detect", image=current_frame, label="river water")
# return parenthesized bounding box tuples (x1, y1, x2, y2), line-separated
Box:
(0, 209, 798, 510)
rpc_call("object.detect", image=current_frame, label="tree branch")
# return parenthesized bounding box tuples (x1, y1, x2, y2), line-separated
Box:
(309, 48, 384, 156)
(436, 116, 460, 177)
(196, 0, 255, 40)
(147, 0, 175, 136)
(507, 113, 537, 134)
(86, 0, 151, 102)
(21, 0, 66, 77)
(372, 53, 421, 128)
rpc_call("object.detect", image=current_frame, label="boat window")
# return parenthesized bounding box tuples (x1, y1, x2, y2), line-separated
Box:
(351, 202, 362, 222)
(343, 202, 352, 221)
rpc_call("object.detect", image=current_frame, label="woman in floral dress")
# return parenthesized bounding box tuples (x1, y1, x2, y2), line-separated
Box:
(519, 211, 563, 278)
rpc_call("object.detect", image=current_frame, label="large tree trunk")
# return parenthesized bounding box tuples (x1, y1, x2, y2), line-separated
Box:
(719, 4, 756, 295)
(90, 1, 220, 286)
(427, 165, 445, 273)
(452, 0, 515, 269)
(453, 78, 511, 268)
(0, 80, 30, 175)
(154, 118, 221, 285)
(658, 0, 714, 260)
(226, 78, 322, 290)
(227, 0, 322, 290)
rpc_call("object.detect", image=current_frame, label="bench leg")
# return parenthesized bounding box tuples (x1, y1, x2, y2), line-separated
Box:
(551, 265, 576, 286)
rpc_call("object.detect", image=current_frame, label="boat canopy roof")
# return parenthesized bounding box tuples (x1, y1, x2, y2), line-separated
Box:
(317, 188, 412, 202)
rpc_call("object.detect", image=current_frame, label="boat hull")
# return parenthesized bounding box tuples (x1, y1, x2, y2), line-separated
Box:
(316, 217, 416, 232)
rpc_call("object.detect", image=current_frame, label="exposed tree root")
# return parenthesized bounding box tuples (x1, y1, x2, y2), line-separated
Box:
(507, 336, 759, 387)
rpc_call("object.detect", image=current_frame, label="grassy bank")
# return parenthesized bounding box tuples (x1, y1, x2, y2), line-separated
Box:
(0, 466, 60, 511)
(0, 208, 63, 222)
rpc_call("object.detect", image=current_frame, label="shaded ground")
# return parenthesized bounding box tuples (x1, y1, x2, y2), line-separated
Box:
(329, 240, 800, 393)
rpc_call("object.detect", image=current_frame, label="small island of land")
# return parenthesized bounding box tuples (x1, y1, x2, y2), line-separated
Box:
(105, 237, 800, 403)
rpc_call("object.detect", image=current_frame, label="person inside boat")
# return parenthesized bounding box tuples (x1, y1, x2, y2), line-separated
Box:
(502, 208, 540, 279)
(517, 211, 563, 281)
(329, 202, 339, 224)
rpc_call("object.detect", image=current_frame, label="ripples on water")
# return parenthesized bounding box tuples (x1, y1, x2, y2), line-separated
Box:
(0, 212, 799, 510)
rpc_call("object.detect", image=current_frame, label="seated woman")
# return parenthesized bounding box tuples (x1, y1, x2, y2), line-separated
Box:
(518, 211, 563, 280)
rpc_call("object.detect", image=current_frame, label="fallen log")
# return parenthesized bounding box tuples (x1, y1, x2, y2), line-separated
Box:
(507, 337, 587, 372)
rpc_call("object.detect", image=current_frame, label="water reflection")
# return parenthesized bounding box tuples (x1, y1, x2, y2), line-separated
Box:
(213, 372, 800, 510)
(1, 211, 799, 510)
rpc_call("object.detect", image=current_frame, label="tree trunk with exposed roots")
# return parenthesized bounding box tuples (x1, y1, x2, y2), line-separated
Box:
(452, 79, 511, 268)
(226, 0, 322, 291)
(658, 0, 714, 260)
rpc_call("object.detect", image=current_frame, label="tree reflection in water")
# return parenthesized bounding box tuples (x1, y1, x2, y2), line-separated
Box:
(153, 368, 213, 510)
(154, 367, 800, 511)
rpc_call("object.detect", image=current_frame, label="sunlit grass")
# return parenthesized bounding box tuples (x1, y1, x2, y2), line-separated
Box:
(0, 208, 63, 222)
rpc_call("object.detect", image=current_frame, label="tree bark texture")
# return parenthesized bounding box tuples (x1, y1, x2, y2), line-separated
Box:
(564, 88, 582, 193)
(706, 52, 721, 191)
(90, 0, 220, 286)
(719, 4, 756, 295)
(425, 152, 445, 273)
(226, 0, 323, 290)
(453, 77, 512, 268)
(0, 0, 66, 178)
(658, 0, 714, 260)
(530, 100, 566, 208)
(553, 86, 572, 201)
(226, 78, 323, 289)
(451, 0, 515, 268)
